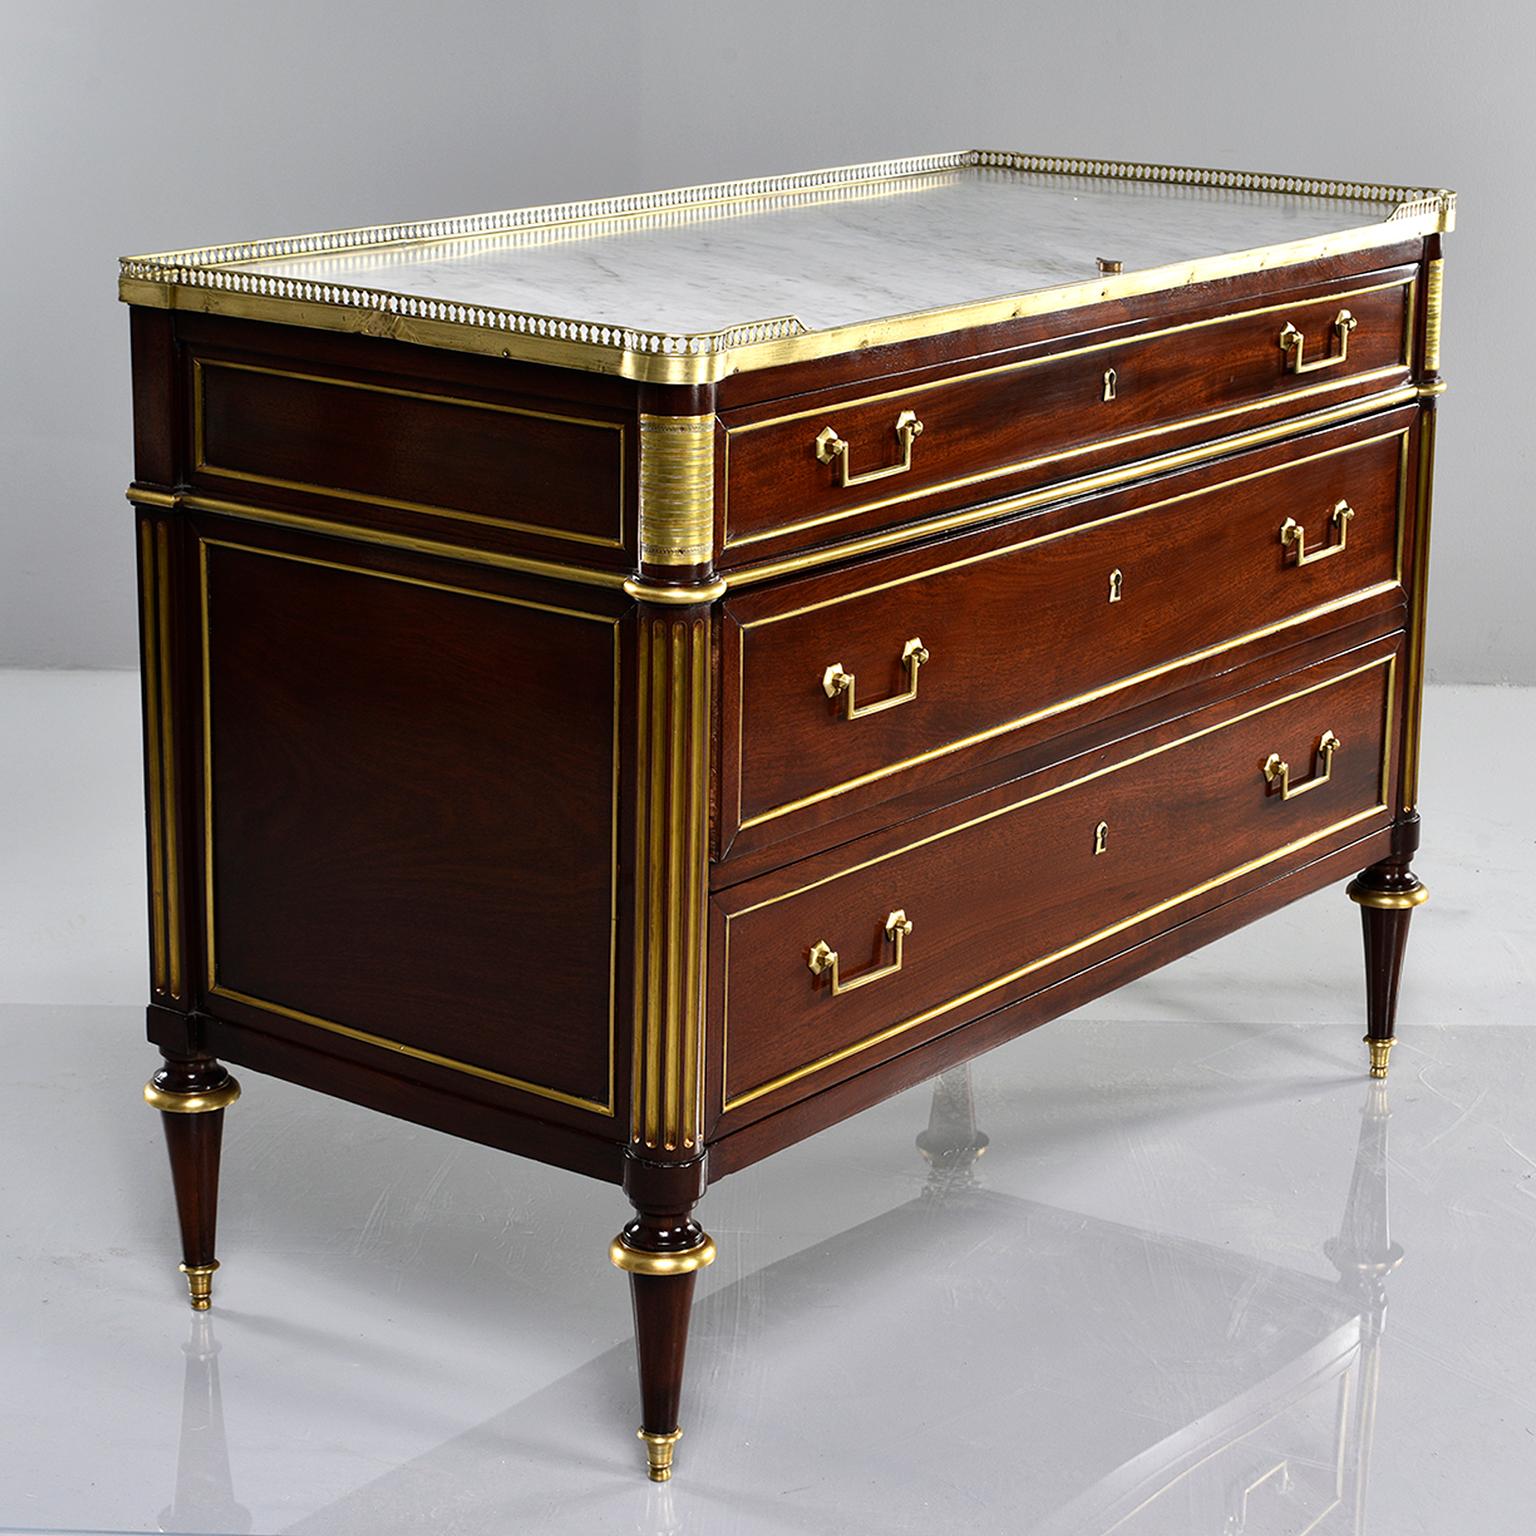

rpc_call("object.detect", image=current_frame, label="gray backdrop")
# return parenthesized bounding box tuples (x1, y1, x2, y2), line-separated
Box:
(3, 0, 1526, 679)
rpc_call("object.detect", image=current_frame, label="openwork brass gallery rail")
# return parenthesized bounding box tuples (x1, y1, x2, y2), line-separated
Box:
(119, 150, 1455, 384)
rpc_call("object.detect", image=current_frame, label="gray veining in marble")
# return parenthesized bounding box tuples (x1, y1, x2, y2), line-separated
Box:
(237, 167, 1395, 336)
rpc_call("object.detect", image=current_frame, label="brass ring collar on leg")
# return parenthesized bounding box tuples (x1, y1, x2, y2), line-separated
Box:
(1347, 878, 1430, 911)
(144, 1076, 242, 1114)
(609, 1233, 717, 1277)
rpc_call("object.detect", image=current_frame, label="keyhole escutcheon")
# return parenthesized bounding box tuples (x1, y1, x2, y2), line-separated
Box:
(1108, 568, 1124, 603)
(1093, 820, 1109, 856)
(1102, 367, 1118, 402)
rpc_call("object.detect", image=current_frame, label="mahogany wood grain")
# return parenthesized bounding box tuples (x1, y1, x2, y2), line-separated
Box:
(713, 242, 1425, 411)
(707, 824, 1395, 1178)
(726, 408, 1413, 845)
(720, 268, 1415, 562)
(201, 533, 620, 1115)
(149, 1055, 235, 1282)
(194, 355, 627, 551)
(713, 636, 1400, 1128)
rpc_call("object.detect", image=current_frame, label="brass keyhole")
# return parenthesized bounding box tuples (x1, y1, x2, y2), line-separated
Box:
(1102, 367, 1118, 402)
(1093, 820, 1109, 856)
(1108, 568, 1123, 603)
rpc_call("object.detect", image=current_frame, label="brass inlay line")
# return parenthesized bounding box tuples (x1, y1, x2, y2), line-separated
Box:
(1400, 409, 1438, 810)
(139, 521, 168, 993)
(119, 149, 1453, 386)
(199, 538, 620, 1115)
(193, 358, 626, 549)
(631, 614, 710, 1151)
(1423, 258, 1444, 375)
(721, 652, 1396, 1110)
(172, 490, 629, 590)
(725, 386, 1420, 588)
(638, 414, 716, 567)
(732, 424, 1409, 834)
(741, 427, 1409, 630)
(156, 523, 183, 998)
(724, 279, 1412, 548)
(740, 583, 1400, 831)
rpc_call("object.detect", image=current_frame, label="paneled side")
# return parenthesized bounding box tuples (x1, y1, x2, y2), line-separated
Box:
(200, 534, 621, 1116)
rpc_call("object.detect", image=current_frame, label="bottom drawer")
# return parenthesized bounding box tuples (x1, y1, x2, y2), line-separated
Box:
(717, 641, 1399, 1118)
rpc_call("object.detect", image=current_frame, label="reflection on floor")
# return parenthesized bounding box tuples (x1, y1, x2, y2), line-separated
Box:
(149, 1069, 1397, 1536)
(10, 1017, 1527, 1535)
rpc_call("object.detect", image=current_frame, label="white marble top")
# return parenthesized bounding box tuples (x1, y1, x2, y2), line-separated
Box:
(236, 168, 1396, 337)
(120, 153, 1453, 377)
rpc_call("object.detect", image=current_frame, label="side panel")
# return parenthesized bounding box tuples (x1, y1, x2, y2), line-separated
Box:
(199, 529, 622, 1117)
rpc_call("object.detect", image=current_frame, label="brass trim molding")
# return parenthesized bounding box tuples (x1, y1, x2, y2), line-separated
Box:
(637, 413, 716, 568)
(623, 576, 728, 606)
(721, 277, 1414, 549)
(198, 539, 623, 1118)
(1423, 257, 1444, 375)
(139, 519, 184, 999)
(192, 358, 627, 549)
(722, 652, 1397, 1111)
(118, 150, 1455, 385)
(723, 385, 1420, 588)
(1347, 878, 1429, 910)
(144, 1077, 241, 1114)
(631, 613, 711, 1152)
(608, 1234, 717, 1277)
(127, 486, 632, 592)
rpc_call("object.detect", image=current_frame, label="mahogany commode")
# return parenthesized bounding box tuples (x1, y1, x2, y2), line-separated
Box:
(119, 150, 1453, 1482)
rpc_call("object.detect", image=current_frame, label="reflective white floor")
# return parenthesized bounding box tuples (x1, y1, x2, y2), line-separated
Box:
(1, 677, 1532, 1535)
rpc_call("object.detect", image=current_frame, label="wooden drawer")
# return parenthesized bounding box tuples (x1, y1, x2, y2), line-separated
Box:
(716, 642, 1399, 1120)
(721, 272, 1414, 559)
(724, 408, 1412, 843)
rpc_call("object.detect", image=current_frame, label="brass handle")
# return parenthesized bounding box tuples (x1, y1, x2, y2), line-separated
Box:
(815, 409, 924, 487)
(1263, 729, 1341, 799)
(808, 909, 913, 996)
(823, 637, 929, 720)
(1280, 500, 1354, 566)
(1278, 309, 1357, 374)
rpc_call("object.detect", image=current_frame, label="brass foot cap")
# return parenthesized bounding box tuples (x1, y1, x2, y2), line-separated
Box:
(1365, 1036, 1396, 1080)
(179, 1261, 219, 1311)
(638, 1427, 682, 1482)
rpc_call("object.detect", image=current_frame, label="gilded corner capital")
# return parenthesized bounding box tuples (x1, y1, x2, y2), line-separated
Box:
(637, 413, 717, 571)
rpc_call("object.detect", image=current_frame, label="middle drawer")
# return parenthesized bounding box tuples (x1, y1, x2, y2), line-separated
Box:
(723, 408, 1412, 846)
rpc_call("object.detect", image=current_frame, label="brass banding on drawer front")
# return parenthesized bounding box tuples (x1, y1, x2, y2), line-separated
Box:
(719, 648, 1398, 1115)
(725, 414, 1410, 843)
(721, 275, 1414, 556)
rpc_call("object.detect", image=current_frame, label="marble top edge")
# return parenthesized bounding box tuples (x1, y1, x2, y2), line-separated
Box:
(117, 150, 1454, 379)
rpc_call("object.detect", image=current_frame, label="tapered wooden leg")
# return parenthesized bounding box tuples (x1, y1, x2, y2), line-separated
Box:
(144, 1055, 241, 1309)
(1347, 859, 1429, 1079)
(609, 1205, 715, 1481)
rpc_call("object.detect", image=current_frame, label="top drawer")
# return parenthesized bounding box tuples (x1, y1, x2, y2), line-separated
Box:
(721, 270, 1415, 562)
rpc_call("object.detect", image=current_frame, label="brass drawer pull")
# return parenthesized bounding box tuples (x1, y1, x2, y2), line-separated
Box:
(1280, 500, 1354, 565)
(1263, 730, 1341, 799)
(823, 637, 929, 720)
(815, 409, 924, 487)
(1278, 309, 1357, 374)
(808, 909, 914, 996)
